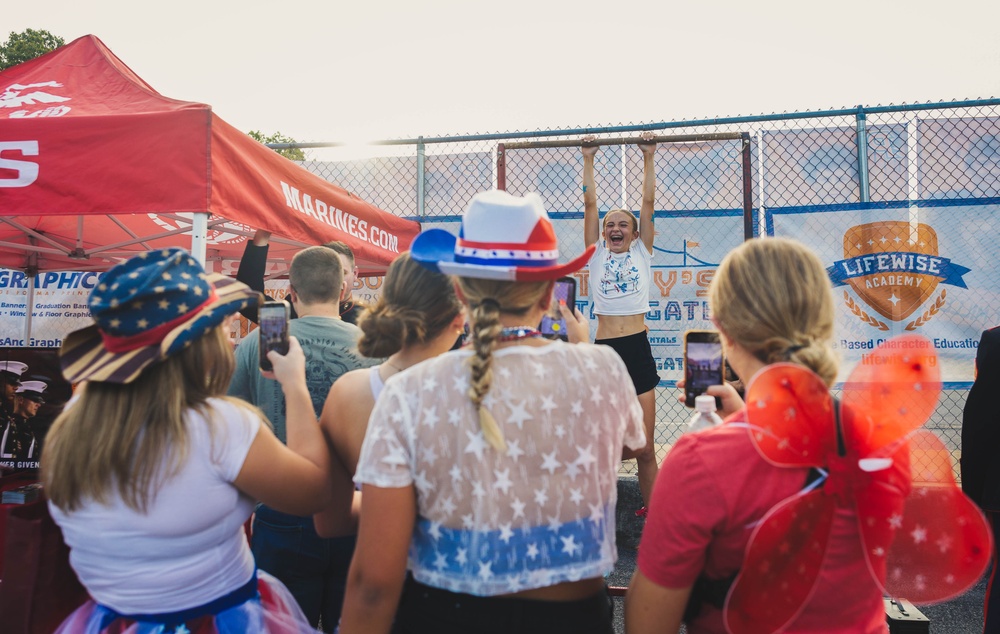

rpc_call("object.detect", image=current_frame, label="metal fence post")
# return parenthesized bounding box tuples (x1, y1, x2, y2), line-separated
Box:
(496, 143, 507, 191)
(416, 136, 426, 220)
(856, 106, 870, 203)
(741, 132, 754, 240)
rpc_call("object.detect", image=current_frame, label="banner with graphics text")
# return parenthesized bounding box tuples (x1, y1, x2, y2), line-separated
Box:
(0, 268, 388, 349)
(768, 201, 999, 382)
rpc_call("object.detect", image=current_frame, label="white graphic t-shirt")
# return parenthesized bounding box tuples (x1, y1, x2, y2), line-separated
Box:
(588, 240, 652, 316)
(354, 342, 645, 596)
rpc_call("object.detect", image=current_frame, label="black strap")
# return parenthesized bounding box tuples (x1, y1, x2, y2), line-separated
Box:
(683, 572, 737, 622)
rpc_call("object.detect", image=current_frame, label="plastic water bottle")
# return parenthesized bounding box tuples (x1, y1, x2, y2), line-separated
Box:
(688, 394, 724, 432)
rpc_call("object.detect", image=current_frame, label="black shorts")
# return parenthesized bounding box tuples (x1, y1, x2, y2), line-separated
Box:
(596, 331, 660, 395)
(393, 576, 613, 634)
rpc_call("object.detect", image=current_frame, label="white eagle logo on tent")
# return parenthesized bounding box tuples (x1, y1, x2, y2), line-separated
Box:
(1, 81, 71, 118)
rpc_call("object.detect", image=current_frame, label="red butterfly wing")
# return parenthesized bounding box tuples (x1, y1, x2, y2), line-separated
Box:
(840, 335, 941, 457)
(744, 363, 837, 468)
(725, 489, 835, 634)
(881, 430, 993, 603)
(852, 436, 911, 592)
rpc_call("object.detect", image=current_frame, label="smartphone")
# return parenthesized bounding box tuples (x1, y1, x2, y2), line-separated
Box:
(684, 330, 724, 407)
(258, 300, 290, 371)
(539, 277, 577, 340)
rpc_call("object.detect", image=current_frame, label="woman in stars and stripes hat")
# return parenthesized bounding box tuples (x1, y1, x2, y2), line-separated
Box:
(339, 190, 647, 634)
(43, 248, 346, 634)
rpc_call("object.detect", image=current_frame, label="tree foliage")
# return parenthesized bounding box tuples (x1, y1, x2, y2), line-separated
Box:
(0, 29, 65, 71)
(248, 130, 306, 161)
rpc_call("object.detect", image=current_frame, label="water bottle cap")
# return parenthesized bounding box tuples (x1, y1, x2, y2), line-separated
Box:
(695, 394, 717, 412)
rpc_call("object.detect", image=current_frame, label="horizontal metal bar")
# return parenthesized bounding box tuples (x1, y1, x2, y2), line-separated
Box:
(266, 98, 1000, 149)
(504, 132, 745, 150)
(0, 217, 73, 254)
(0, 240, 68, 256)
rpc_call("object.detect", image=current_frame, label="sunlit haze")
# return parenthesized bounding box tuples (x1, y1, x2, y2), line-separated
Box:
(6, 0, 999, 150)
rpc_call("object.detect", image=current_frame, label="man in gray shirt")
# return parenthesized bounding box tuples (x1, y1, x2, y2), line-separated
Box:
(228, 245, 378, 632)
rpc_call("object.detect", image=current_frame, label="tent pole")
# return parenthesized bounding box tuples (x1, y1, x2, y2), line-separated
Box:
(24, 252, 37, 346)
(191, 213, 209, 265)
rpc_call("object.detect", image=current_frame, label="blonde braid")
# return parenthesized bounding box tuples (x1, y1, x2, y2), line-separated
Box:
(467, 298, 507, 452)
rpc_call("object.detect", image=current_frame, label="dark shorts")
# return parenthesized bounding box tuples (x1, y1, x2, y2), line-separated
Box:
(393, 576, 613, 634)
(595, 331, 660, 395)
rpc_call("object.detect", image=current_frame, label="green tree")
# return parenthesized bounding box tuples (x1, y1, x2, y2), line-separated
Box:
(0, 28, 65, 71)
(248, 130, 306, 161)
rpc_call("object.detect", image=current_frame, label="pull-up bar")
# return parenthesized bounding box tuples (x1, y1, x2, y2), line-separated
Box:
(503, 132, 747, 150)
(496, 131, 755, 240)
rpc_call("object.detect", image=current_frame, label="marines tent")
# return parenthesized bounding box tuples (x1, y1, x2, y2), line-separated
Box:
(0, 34, 419, 276)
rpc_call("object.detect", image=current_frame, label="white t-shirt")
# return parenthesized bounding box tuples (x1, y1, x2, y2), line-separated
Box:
(588, 239, 653, 316)
(49, 397, 260, 613)
(355, 342, 646, 596)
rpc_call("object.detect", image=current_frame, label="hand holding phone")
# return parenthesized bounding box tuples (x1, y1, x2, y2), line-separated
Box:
(258, 300, 291, 372)
(540, 277, 577, 341)
(684, 330, 724, 408)
(557, 301, 590, 343)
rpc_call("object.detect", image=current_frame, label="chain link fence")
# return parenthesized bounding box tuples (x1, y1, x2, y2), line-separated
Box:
(286, 99, 1000, 479)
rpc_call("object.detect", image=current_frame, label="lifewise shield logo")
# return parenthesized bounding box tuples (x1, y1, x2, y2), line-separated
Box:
(827, 221, 970, 330)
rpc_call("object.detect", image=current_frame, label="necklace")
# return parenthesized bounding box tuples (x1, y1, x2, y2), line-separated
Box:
(384, 360, 406, 374)
(498, 326, 543, 343)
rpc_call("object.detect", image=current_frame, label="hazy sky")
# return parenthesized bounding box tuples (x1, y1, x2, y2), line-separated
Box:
(6, 0, 1000, 145)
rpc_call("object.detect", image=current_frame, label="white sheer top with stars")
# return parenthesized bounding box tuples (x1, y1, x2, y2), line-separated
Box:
(355, 341, 646, 596)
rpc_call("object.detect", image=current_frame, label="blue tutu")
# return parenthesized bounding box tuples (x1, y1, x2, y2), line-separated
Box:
(53, 570, 317, 634)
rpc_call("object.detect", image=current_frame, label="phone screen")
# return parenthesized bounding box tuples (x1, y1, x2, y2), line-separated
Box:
(684, 330, 724, 407)
(540, 277, 577, 340)
(258, 300, 290, 371)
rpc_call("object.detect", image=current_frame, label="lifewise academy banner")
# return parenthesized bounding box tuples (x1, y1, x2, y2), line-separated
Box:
(768, 201, 999, 383)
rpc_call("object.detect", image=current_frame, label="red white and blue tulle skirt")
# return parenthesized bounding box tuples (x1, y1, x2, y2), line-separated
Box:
(54, 570, 317, 634)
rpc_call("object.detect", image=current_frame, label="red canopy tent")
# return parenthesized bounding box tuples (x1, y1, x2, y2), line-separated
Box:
(0, 34, 419, 276)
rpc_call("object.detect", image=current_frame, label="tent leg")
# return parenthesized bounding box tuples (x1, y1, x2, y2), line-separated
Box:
(24, 273, 35, 347)
(191, 213, 209, 266)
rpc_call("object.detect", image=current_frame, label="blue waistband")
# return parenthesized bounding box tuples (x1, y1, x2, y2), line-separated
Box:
(98, 570, 258, 626)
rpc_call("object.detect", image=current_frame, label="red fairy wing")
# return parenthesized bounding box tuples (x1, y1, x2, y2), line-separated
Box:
(853, 439, 911, 592)
(744, 363, 836, 468)
(724, 489, 835, 634)
(882, 430, 993, 603)
(840, 335, 940, 456)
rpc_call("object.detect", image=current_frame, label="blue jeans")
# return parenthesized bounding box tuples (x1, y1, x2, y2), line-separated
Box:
(251, 504, 356, 633)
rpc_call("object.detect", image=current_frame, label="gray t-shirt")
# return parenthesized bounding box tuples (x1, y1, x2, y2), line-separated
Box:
(228, 315, 379, 442)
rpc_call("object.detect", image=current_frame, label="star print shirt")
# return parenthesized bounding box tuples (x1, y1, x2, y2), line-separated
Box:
(354, 341, 646, 596)
(637, 412, 887, 633)
(588, 239, 652, 316)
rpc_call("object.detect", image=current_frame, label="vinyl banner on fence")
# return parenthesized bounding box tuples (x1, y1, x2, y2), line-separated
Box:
(0, 269, 387, 348)
(0, 270, 100, 348)
(768, 202, 1000, 382)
